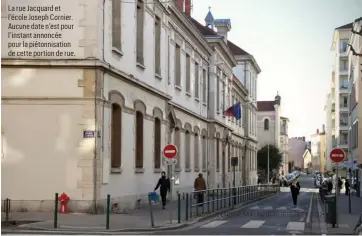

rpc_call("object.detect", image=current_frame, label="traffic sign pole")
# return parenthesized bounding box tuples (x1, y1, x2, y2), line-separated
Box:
(162, 144, 178, 225)
(329, 148, 346, 227)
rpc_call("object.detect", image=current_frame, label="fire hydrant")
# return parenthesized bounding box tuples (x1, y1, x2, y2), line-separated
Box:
(58, 192, 70, 214)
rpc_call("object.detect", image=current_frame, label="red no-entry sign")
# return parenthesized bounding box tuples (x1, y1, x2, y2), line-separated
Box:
(330, 148, 345, 163)
(163, 144, 178, 159)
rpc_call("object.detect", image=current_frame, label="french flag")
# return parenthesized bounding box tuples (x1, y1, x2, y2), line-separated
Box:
(223, 103, 242, 120)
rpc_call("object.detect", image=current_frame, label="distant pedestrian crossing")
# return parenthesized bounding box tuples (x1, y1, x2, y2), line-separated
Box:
(200, 219, 306, 231)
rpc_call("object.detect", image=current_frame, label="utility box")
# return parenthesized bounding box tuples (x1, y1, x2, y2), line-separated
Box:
(324, 195, 337, 227)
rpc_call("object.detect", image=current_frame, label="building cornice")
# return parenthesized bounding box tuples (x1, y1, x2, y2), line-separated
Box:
(235, 55, 261, 74)
(206, 39, 237, 67)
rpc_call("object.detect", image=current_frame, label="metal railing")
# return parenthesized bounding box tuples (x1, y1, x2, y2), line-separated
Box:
(148, 184, 279, 226)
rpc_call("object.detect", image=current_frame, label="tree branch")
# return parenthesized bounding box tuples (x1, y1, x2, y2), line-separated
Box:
(348, 44, 362, 57)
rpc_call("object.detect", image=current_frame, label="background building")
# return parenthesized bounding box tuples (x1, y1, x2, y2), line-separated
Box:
(289, 137, 308, 169)
(256, 93, 289, 174)
(325, 93, 335, 171)
(347, 17, 361, 196)
(280, 117, 290, 173)
(303, 148, 312, 173)
(330, 22, 352, 162)
(311, 126, 326, 174)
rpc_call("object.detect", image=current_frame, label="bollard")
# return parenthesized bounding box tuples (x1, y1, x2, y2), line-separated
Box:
(4, 198, 10, 223)
(54, 193, 59, 228)
(148, 193, 155, 227)
(177, 192, 181, 224)
(212, 189, 215, 212)
(106, 194, 110, 229)
(185, 193, 189, 221)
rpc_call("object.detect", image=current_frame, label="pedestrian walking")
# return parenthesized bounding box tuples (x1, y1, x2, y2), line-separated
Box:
(154, 171, 170, 209)
(345, 179, 350, 195)
(194, 173, 206, 206)
(290, 179, 301, 208)
(337, 177, 343, 195)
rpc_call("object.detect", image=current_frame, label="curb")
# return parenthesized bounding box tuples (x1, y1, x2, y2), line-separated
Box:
(5, 193, 279, 233)
(316, 195, 327, 234)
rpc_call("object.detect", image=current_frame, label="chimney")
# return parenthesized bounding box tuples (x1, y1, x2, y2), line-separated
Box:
(322, 125, 325, 133)
(175, 0, 192, 16)
(185, 0, 191, 15)
(317, 129, 319, 134)
(214, 19, 231, 43)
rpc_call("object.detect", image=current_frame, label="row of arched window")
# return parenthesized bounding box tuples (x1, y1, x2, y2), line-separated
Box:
(173, 124, 207, 171)
(109, 91, 251, 174)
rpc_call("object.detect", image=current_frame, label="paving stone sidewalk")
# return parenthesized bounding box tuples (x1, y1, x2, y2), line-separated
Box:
(325, 192, 362, 234)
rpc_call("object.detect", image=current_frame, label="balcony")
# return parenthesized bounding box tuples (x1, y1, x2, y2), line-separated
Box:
(339, 85, 349, 93)
(339, 120, 348, 130)
(340, 104, 348, 111)
(338, 139, 348, 149)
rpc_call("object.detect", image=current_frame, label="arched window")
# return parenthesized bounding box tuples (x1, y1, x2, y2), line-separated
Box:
(216, 138, 220, 171)
(202, 135, 207, 171)
(174, 127, 181, 169)
(264, 119, 269, 130)
(154, 118, 161, 169)
(111, 103, 122, 168)
(194, 133, 199, 171)
(185, 131, 191, 170)
(135, 111, 144, 168)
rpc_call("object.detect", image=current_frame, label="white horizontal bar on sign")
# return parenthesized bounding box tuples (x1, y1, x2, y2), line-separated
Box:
(164, 150, 176, 153)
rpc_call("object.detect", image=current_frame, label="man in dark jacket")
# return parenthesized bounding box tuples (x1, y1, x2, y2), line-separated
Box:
(194, 173, 206, 206)
(154, 171, 170, 209)
(290, 179, 301, 208)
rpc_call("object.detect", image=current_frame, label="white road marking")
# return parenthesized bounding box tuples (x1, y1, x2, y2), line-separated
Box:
(249, 205, 260, 209)
(286, 222, 305, 231)
(200, 220, 227, 228)
(241, 220, 265, 228)
(306, 193, 313, 223)
(263, 206, 273, 210)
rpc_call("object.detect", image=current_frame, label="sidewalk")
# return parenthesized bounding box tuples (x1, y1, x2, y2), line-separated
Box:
(325, 193, 362, 234)
(1, 189, 277, 232)
(1, 196, 253, 232)
(1, 200, 186, 231)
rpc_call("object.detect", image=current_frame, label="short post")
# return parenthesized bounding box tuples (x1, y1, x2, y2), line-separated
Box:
(185, 193, 189, 221)
(106, 194, 110, 229)
(54, 193, 59, 228)
(212, 189, 215, 212)
(177, 192, 181, 223)
(148, 193, 155, 227)
(5, 198, 10, 223)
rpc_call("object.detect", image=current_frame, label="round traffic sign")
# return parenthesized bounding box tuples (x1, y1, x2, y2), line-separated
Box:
(163, 144, 178, 159)
(330, 148, 345, 163)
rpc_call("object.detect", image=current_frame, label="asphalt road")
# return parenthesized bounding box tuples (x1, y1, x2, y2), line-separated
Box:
(155, 174, 320, 235)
